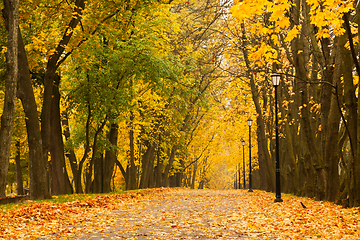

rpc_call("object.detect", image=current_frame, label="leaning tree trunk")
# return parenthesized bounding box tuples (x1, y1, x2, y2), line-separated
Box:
(17, 36, 49, 199)
(3, 2, 50, 199)
(0, 0, 19, 197)
(40, 0, 86, 197)
(17, 38, 49, 199)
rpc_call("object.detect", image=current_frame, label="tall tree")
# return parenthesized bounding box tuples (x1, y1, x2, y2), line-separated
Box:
(0, 0, 19, 197)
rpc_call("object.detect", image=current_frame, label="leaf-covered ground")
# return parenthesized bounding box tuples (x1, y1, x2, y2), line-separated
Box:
(1, 188, 359, 239)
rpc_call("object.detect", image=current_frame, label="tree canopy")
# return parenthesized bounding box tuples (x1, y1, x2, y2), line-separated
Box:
(0, 0, 360, 207)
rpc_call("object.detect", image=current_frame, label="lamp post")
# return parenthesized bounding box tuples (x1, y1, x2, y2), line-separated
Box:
(272, 72, 283, 203)
(238, 163, 241, 189)
(235, 165, 238, 189)
(241, 139, 245, 189)
(247, 118, 253, 192)
(234, 172, 236, 189)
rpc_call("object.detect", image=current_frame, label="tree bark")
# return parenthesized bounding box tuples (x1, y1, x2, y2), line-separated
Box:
(50, 75, 72, 195)
(127, 112, 137, 190)
(15, 140, 23, 195)
(0, 0, 19, 197)
(40, 0, 86, 196)
(162, 145, 178, 187)
(62, 112, 82, 193)
(85, 117, 107, 193)
(93, 154, 104, 193)
(154, 140, 163, 188)
(340, 28, 359, 206)
(190, 161, 197, 189)
(103, 123, 119, 193)
(3, 7, 50, 199)
(139, 142, 155, 189)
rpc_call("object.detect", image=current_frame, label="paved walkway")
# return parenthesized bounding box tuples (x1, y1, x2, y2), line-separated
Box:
(36, 188, 359, 239)
(71, 189, 254, 239)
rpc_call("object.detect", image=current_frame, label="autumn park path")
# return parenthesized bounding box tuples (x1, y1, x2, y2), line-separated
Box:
(78, 189, 247, 239)
(1, 188, 360, 239)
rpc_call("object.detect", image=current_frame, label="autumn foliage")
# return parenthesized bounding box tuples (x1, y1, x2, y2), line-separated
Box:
(0, 0, 360, 211)
(229, 0, 360, 207)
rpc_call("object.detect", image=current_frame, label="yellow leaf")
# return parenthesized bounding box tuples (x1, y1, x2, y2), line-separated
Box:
(285, 25, 301, 42)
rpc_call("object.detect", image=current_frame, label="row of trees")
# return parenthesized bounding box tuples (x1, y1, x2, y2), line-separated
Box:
(3, 0, 359, 208)
(1, 0, 248, 199)
(229, 0, 360, 207)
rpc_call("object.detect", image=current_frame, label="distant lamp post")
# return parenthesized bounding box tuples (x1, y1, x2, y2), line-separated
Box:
(272, 72, 283, 203)
(234, 168, 236, 189)
(247, 118, 253, 192)
(234, 172, 236, 189)
(238, 163, 241, 189)
(241, 139, 246, 190)
(235, 165, 238, 189)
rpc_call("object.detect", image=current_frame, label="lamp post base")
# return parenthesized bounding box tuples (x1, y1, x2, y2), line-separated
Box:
(248, 189, 253, 192)
(274, 197, 283, 203)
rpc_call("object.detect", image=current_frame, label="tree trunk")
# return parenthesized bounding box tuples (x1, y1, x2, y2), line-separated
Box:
(50, 75, 72, 195)
(62, 112, 82, 193)
(0, 0, 19, 197)
(40, 0, 86, 196)
(154, 137, 163, 188)
(93, 154, 104, 193)
(103, 123, 118, 193)
(323, 90, 341, 201)
(321, 40, 342, 202)
(278, 85, 298, 194)
(15, 140, 23, 195)
(139, 143, 155, 189)
(14, 19, 50, 200)
(190, 161, 197, 189)
(85, 117, 107, 193)
(340, 28, 358, 206)
(127, 111, 137, 190)
(162, 145, 178, 187)
(239, 23, 275, 191)
(291, 5, 325, 198)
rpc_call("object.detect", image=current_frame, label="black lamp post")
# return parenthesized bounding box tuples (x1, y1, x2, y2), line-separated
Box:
(272, 72, 283, 203)
(235, 165, 238, 189)
(238, 163, 241, 189)
(241, 139, 245, 189)
(234, 172, 236, 189)
(247, 118, 253, 192)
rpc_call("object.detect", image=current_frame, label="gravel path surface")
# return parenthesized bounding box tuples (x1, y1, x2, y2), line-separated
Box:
(34, 188, 359, 239)
(73, 189, 251, 239)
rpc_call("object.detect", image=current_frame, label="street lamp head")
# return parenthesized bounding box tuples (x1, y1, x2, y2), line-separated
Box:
(241, 139, 245, 146)
(247, 118, 253, 127)
(271, 72, 281, 87)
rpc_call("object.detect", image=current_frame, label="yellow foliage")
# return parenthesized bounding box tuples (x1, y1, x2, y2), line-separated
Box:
(231, 0, 292, 31)
(308, 0, 354, 38)
(249, 42, 278, 67)
(284, 25, 301, 42)
(354, 75, 359, 86)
